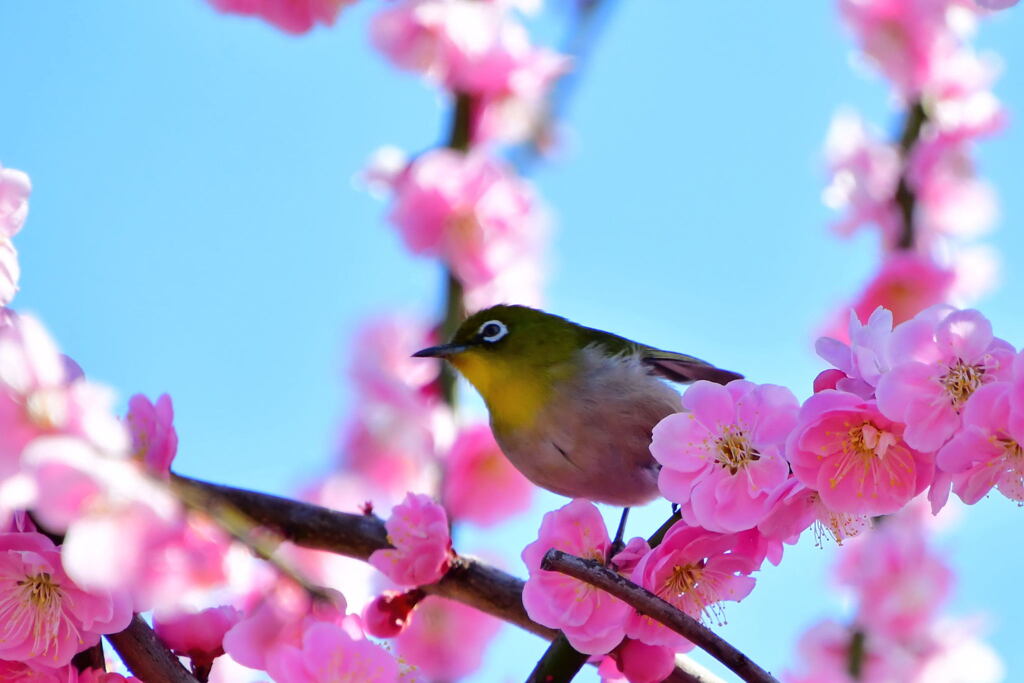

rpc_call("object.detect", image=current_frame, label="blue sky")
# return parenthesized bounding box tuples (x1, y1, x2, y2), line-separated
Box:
(3, 1, 1024, 680)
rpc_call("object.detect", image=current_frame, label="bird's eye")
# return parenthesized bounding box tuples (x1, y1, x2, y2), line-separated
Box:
(478, 320, 508, 343)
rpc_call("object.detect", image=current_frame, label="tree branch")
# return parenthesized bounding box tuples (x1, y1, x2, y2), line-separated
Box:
(106, 615, 200, 683)
(172, 476, 719, 682)
(893, 98, 928, 251)
(541, 549, 780, 683)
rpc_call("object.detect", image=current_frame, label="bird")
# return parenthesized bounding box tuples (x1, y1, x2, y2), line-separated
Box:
(413, 305, 742, 508)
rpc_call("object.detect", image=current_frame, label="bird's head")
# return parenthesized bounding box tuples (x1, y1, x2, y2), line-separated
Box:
(413, 305, 579, 410)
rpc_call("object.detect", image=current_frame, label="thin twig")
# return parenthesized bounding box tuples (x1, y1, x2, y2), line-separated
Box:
(106, 615, 200, 683)
(541, 549, 780, 683)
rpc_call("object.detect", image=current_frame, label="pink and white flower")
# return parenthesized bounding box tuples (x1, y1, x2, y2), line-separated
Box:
(154, 605, 243, 672)
(876, 307, 1014, 452)
(206, 0, 353, 34)
(626, 522, 761, 651)
(265, 621, 399, 683)
(442, 423, 532, 526)
(0, 531, 132, 668)
(651, 380, 798, 533)
(521, 499, 630, 655)
(368, 493, 452, 587)
(787, 391, 933, 516)
(125, 393, 178, 477)
(394, 597, 501, 680)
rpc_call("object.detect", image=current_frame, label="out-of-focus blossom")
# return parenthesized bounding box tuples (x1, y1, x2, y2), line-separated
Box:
(877, 307, 1014, 451)
(369, 493, 452, 587)
(597, 638, 677, 683)
(837, 0, 966, 98)
(155, 605, 243, 672)
(522, 499, 630, 654)
(0, 531, 132, 669)
(936, 382, 1024, 503)
(125, 393, 178, 477)
(361, 589, 424, 638)
(836, 506, 953, 640)
(206, 0, 352, 34)
(224, 583, 347, 670)
(371, 0, 567, 103)
(916, 618, 1005, 683)
(785, 619, 918, 683)
(758, 478, 870, 546)
(832, 254, 955, 342)
(928, 49, 1005, 143)
(394, 597, 501, 680)
(912, 139, 998, 242)
(0, 165, 30, 238)
(265, 621, 399, 683)
(626, 522, 760, 651)
(348, 316, 438, 409)
(442, 423, 532, 525)
(974, 0, 1019, 10)
(0, 317, 127, 480)
(787, 390, 932, 515)
(823, 111, 900, 239)
(386, 150, 542, 296)
(950, 244, 999, 305)
(652, 380, 798, 533)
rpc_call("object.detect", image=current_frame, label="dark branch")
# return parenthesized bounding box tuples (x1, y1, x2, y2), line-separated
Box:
(893, 98, 929, 250)
(541, 549, 780, 683)
(106, 615, 199, 683)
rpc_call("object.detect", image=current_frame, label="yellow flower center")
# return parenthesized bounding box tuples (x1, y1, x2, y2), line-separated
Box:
(714, 427, 760, 475)
(939, 358, 985, 407)
(0, 570, 79, 661)
(659, 560, 726, 626)
(827, 420, 910, 494)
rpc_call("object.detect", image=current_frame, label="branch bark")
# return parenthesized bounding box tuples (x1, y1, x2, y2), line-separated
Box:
(106, 615, 200, 683)
(541, 549, 780, 683)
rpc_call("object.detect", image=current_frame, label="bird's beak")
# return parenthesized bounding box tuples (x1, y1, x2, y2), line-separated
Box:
(412, 343, 472, 358)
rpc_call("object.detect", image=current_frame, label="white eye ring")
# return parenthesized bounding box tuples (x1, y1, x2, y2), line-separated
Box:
(478, 320, 509, 343)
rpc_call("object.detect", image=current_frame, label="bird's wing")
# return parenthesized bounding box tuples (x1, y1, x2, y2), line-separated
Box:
(639, 348, 743, 386)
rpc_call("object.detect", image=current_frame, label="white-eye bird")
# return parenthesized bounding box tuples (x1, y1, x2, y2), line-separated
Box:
(413, 305, 742, 506)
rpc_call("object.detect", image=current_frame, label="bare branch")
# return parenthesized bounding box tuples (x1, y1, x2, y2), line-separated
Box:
(541, 549, 780, 683)
(106, 615, 199, 683)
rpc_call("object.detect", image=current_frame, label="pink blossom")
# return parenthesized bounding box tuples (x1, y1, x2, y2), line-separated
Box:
(224, 583, 347, 670)
(206, 0, 352, 34)
(877, 307, 1014, 452)
(928, 49, 1004, 144)
(0, 238, 19, 308)
(348, 316, 439, 408)
(822, 111, 900, 240)
(442, 423, 532, 525)
(911, 138, 998, 243)
(394, 597, 501, 680)
(0, 165, 31, 238)
(626, 522, 760, 651)
(1010, 350, 1024, 438)
(369, 493, 452, 587)
(837, 0, 965, 98)
(265, 621, 399, 683)
(125, 393, 178, 477)
(154, 605, 242, 670)
(974, 0, 1018, 9)
(522, 499, 631, 654)
(610, 536, 650, 575)
(598, 638, 677, 683)
(816, 307, 897, 397)
(758, 477, 870, 546)
(652, 380, 798, 532)
(386, 149, 542, 293)
(935, 382, 1024, 503)
(787, 391, 933, 515)
(0, 531, 132, 668)
(836, 505, 952, 640)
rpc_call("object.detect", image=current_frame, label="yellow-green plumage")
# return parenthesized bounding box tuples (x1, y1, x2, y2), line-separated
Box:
(414, 305, 741, 506)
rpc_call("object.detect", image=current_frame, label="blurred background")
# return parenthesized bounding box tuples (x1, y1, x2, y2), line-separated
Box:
(2, 1, 1023, 680)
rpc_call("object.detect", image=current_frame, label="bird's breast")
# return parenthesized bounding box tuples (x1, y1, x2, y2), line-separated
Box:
(450, 351, 556, 432)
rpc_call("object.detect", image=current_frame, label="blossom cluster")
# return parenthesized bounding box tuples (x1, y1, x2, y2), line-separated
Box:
(519, 302, 1016, 680)
(786, 504, 1003, 682)
(823, 0, 1004, 334)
